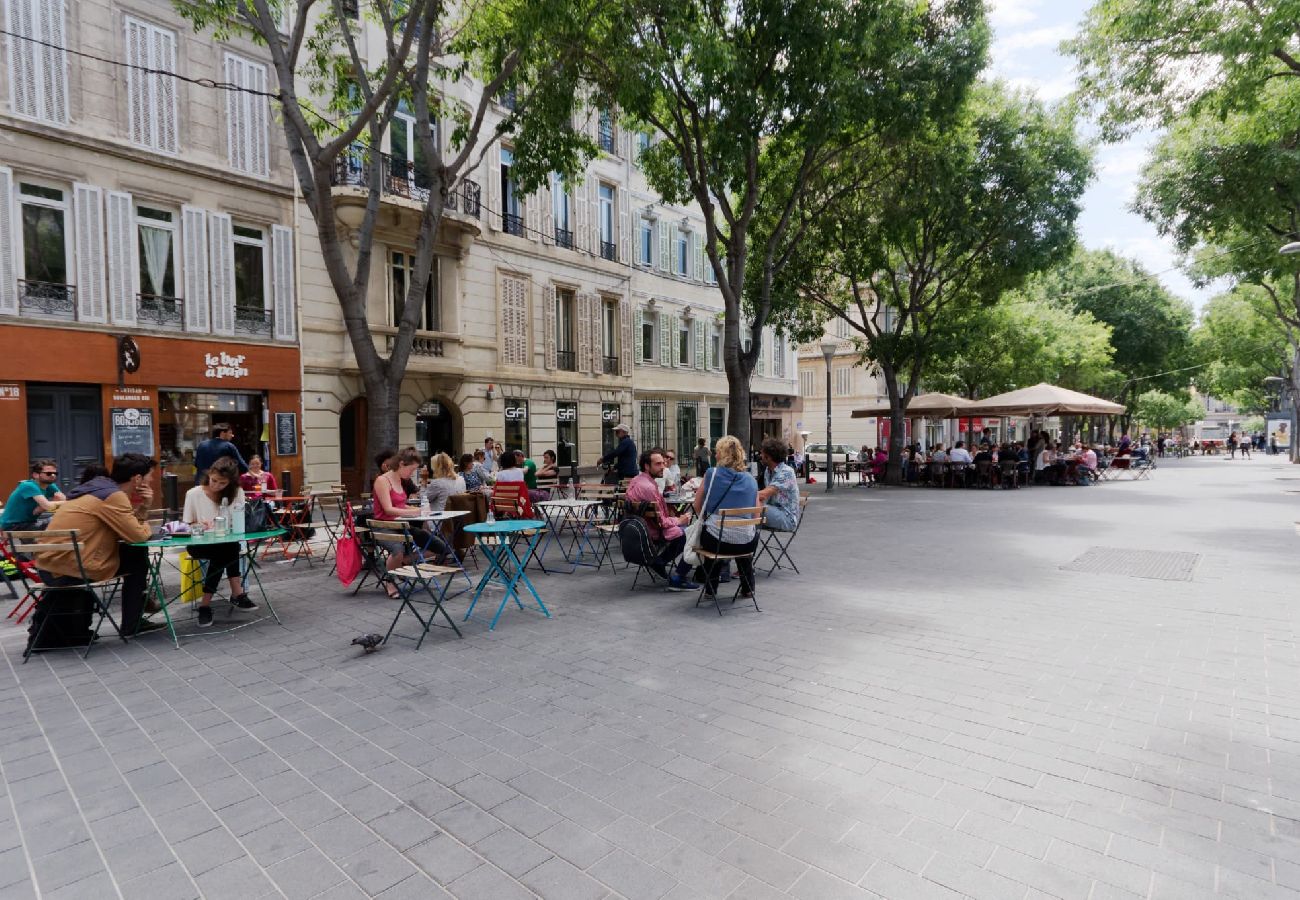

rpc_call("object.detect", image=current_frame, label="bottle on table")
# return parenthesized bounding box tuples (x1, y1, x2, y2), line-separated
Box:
(486, 505, 496, 525)
(419, 493, 431, 517)
(216, 498, 230, 537)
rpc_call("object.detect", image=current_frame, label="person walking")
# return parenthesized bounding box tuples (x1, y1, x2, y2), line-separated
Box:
(193, 423, 249, 485)
(597, 423, 638, 484)
(692, 437, 710, 478)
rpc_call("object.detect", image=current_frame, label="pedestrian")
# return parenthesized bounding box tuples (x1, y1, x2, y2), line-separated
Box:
(193, 423, 249, 485)
(597, 423, 638, 484)
(692, 437, 710, 477)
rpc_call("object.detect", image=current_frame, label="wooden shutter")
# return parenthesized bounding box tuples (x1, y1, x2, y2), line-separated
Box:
(181, 205, 208, 331)
(525, 186, 540, 242)
(693, 230, 704, 281)
(658, 311, 670, 366)
(154, 27, 178, 152)
(42, 0, 67, 123)
(633, 305, 643, 363)
(576, 292, 592, 373)
(573, 177, 588, 250)
(246, 60, 269, 176)
(485, 149, 500, 232)
(756, 330, 766, 376)
(542, 283, 556, 370)
(658, 219, 670, 272)
(586, 179, 600, 253)
(590, 293, 603, 371)
(224, 54, 247, 173)
(500, 273, 529, 366)
(694, 318, 705, 370)
(617, 188, 630, 263)
(272, 224, 295, 341)
(208, 212, 235, 336)
(73, 183, 107, 324)
(105, 190, 136, 325)
(8, 0, 38, 120)
(0, 167, 16, 315)
(125, 17, 151, 147)
(705, 322, 715, 370)
(619, 296, 633, 376)
(541, 177, 554, 245)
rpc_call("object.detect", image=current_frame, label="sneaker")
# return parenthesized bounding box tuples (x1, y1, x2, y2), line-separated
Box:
(197, 606, 213, 627)
(667, 575, 702, 592)
(126, 619, 170, 637)
(230, 594, 259, 610)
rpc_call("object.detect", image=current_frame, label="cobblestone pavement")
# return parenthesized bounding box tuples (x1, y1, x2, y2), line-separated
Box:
(2, 455, 1298, 899)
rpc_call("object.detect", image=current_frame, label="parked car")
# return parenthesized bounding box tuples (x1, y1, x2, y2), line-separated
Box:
(803, 443, 859, 472)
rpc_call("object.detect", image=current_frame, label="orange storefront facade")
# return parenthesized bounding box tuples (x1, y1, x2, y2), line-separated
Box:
(0, 325, 302, 493)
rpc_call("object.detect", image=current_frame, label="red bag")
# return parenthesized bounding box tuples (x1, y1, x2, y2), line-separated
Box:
(336, 503, 363, 586)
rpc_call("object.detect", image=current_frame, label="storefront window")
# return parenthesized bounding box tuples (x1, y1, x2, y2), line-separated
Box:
(504, 398, 529, 456)
(639, 401, 664, 451)
(158, 390, 263, 480)
(601, 403, 620, 454)
(556, 401, 577, 467)
(676, 401, 697, 463)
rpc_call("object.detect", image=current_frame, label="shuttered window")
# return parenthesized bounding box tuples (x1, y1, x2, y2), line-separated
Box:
(500, 273, 530, 366)
(5, 0, 67, 124)
(835, 366, 853, 396)
(800, 370, 815, 397)
(224, 52, 269, 177)
(125, 16, 178, 153)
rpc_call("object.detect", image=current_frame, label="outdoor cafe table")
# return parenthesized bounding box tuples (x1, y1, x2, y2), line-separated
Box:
(463, 520, 550, 630)
(129, 528, 286, 648)
(534, 500, 605, 570)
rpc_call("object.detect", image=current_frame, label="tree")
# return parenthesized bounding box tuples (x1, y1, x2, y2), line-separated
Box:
(1133, 389, 1201, 433)
(1193, 287, 1294, 409)
(177, 0, 594, 465)
(583, 0, 988, 448)
(771, 83, 1091, 482)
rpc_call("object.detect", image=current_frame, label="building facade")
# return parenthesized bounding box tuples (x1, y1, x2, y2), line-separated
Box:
(0, 0, 303, 490)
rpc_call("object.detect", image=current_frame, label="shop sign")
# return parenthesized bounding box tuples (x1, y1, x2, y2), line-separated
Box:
(204, 351, 250, 380)
(111, 387, 151, 403)
(556, 405, 576, 422)
(275, 412, 298, 456)
(0, 383, 20, 401)
(505, 405, 529, 421)
(601, 407, 619, 422)
(110, 407, 155, 456)
(418, 400, 442, 417)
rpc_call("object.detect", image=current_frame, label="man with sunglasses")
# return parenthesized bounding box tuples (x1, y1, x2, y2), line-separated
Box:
(1, 459, 66, 532)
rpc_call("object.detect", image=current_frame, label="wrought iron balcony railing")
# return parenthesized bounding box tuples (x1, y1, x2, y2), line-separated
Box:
(137, 293, 184, 329)
(19, 280, 75, 319)
(554, 226, 574, 249)
(503, 212, 525, 237)
(329, 147, 481, 218)
(598, 127, 615, 154)
(556, 350, 577, 372)
(600, 240, 617, 261)
(602, 355, 620, 375)
(234, 306, 273, 336)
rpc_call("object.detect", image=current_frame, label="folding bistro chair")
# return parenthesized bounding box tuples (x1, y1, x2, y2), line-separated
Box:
(384, 560, 465, 649)
(694, 507, 765, 616)
(316, 493, 347, 564)
(1, 537, 42, 624)
(616, 514, 666, 590)
(6, 530, 126, 662)
(490, 485, 549, 573)
(349, 517, 392, 595)
(756, 495, 809, 576)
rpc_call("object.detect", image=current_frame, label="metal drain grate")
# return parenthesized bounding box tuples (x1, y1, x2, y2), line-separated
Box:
(1062, 547, 1200, 582)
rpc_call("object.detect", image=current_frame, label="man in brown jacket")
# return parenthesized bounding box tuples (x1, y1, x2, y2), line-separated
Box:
(30, 454, 159, 651)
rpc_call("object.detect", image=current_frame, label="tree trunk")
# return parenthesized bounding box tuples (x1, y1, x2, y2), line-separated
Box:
(881, 369, 906, 485)
(727, 378, 752, 457)
(361, 369, 401, 483)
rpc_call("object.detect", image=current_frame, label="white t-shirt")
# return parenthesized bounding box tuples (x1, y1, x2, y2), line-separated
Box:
(1035, 450, 1052, 471)
(495, 468, 525, 484)
(948, 448, 972, 463)
(183, 485, 246, 525)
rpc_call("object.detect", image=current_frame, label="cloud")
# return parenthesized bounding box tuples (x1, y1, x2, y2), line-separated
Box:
(988, 0, 1040, 28)
(1004, 73, 1075, 102)
(996, 24, 1074, 52)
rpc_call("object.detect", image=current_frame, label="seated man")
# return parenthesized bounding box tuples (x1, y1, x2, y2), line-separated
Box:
(757, 438, 800, 531)
(624, 448, 701, 591)
(948, 441, 973, 465)
(1078, 444, 1098, 484)
(2, 459, 66, 532)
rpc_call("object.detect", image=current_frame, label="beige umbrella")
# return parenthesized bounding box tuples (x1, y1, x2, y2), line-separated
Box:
(851, 392, 974, 419)
(962, 383, 1125, 417)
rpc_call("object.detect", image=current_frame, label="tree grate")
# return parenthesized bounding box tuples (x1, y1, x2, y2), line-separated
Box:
(1062, 547, 1200, 582)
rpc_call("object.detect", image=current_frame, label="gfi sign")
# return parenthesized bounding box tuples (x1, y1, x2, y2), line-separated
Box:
(556, 406, 577, 422)
(601, 408, 619, 422)
(505, 406, 529, 421)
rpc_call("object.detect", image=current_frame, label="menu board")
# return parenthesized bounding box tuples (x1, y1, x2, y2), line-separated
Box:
(111, 408, 155, 456)
(275, 412, 298, 456)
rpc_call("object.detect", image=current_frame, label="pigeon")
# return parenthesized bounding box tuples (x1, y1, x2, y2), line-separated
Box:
(351, 633, 384, 653)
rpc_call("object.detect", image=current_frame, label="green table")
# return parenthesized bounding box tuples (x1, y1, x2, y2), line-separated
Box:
(129, 528, 285, 647)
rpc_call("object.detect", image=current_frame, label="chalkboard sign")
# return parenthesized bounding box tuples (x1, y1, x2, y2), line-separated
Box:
(275, 412, 298, 456)
(110, 408, 155, 456)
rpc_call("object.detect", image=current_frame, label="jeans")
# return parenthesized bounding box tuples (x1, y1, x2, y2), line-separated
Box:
(185, 542, 242, 593)
(763, 505, 797, 532)
(698, 529, 757, 594)
(651, 534, 693, 578)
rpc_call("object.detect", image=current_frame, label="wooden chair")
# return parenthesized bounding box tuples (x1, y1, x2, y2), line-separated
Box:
(490, 483, 530, 519)
(694, 507, 765, 616)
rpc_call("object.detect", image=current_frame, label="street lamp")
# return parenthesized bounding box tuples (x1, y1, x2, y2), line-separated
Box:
(821, 337, 838, 493)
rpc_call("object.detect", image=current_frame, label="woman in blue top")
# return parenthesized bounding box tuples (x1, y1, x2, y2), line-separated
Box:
(692, 435, 759, 597)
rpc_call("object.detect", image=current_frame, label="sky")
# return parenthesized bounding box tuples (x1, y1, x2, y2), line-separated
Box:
(987, 0, 1221, 313)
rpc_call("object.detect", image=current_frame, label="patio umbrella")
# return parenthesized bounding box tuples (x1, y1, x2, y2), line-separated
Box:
(851, 392, 974, 419)
(962, 383, 1125, 417)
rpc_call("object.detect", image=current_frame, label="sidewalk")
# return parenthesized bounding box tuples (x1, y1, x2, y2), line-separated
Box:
(1, 455, 1297, 899)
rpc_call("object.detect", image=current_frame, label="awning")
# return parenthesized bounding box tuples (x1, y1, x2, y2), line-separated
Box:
(963, 383, 1125, 417)
(851, 392, 974, 419)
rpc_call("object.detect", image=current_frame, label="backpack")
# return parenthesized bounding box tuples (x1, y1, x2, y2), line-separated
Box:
(617, 517, 657, 569)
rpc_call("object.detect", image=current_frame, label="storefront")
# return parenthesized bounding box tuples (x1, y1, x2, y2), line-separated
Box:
(0, 324, 302, 492)
(750, 393, 800, 451)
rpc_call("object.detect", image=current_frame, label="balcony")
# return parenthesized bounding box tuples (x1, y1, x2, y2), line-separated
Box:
(602, 355, 620, 375)
(503, 213, 525, 237)
(556, 350, 577, 372)
(234, 306, 273, 336)
(19, 280, 75, 319)
(329, 147, 481, 218)
(599, 240, 617, 262)
(598, 126, 615, 154)
(554, 226, 574, 250)
(137, 293, 183, 330)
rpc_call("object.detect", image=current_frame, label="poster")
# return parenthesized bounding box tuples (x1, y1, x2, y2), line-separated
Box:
(1267, 418, 1291, 449)
(110, 408, 155, 456)
(275, 412, 298, 456)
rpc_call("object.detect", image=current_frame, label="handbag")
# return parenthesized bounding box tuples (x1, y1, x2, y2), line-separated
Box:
(243, 497, 276, 534)
(335, 502, 363, 586)
(682, 469, 730, 567)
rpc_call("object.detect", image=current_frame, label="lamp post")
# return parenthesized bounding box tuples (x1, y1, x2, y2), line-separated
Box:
(821, 337, 837, 492)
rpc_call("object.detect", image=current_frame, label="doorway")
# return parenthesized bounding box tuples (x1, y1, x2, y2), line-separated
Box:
(415, 399, 456, 460)
(339, 397, 368, 498)
(27, 383, 103, 484)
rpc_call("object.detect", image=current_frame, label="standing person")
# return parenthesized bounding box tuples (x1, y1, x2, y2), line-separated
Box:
(1240, 435, 1251, 459)
(193, 423, 249, 485)
(238, 455, 278, 496)
(29, 454, 163, 650)
(692, 437, 710, 477)
(1227, 431, 1238, 458)
(625, 448, 701, 591)
(182, 457, 257, 627)
(482, 437, 498, 474)
(756, 438, 799, 532)
(597, 423, 638, 484)
(1, 459, 66, 532)
(692, 436, 760, 598)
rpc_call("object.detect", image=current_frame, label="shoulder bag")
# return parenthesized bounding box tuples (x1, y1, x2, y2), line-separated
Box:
(682, 469, 732, 568)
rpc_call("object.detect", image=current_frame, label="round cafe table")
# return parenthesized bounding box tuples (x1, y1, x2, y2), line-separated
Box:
(463, 520, 550, 630)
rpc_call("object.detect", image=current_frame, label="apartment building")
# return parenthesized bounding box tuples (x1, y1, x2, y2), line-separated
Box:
(797, 317, 890, 452)
(299, 23, 798, 493)
(0, 0, 303, 488)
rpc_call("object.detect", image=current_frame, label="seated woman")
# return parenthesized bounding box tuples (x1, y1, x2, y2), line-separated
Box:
(238, 455, 277, 496)
(182, 457, 257, 628)
(422, 452, 464, 512)
(372, 448, 445, 598)
(756, 438, 800, 532)
(871, 447, 888, 482)
(459, 453, 487, 492)
(693, 435, 760, 598)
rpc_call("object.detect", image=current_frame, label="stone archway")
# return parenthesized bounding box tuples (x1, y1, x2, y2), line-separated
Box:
(414, 395, 462, 462)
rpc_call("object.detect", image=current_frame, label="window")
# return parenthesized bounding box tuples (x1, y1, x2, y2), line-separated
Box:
(391, 251, 440, 331)
(598, 184, 615, 260)
(639, 217, 654, 266)
(835, 366, 853, 396)
(773, 334, 786, 378)
(676, 228, 689, 276)
(224, 53, 269, 177)
(602, 299, 618, 374)
(556, 402, 578, 466)
(232, 224, 270, 332)
(390, 106, 437, 200)
(137, 207, 178, 323)
(834, 317, 851, 339)
(601, 403, 620, 454)
(17, 182, 70, 313)
(125, 17, 178, 153)
(551, 173, 573, 248)
(635, 131, 651, 161)
(6, 0, 67, 124)
(500, 147, 523, 235)
(639, 400, 665, 451)
(800, 370, 815, 397)
(555, 288, 576, 371)
(710, 327, 721, 371)
(678, 319, 691, 367)
(504, 399, 529, 456)
(640, 309, 656, 363)
(598, 109, 615, 154)
(676, 401, 698, 464)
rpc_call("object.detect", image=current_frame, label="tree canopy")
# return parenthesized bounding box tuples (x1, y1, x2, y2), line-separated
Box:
(1133, 389, 1202, 432)
(1193, 286, 1293, 409)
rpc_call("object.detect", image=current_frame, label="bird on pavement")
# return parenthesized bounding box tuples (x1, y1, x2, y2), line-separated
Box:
(351, 633, 384, 653)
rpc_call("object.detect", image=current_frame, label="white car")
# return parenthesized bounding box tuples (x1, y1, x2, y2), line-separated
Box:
(803, 443, 859, 472)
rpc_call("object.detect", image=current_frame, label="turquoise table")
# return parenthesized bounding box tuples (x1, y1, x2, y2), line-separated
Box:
(129, 528, 285, 647)
(463, 520, 550, 630)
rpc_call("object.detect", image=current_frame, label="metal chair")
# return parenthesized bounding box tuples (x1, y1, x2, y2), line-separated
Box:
(756, 496, 809, 576)
(694, 507, 765, 616)
(1, 535, 42, 624)
(384, 561, 465, 649)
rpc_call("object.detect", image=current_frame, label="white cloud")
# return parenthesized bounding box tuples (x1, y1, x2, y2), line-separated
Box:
(1004, 73, 1075, 102)
(996, 24, 1073, 52)
(988, 0, 1040, 28)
